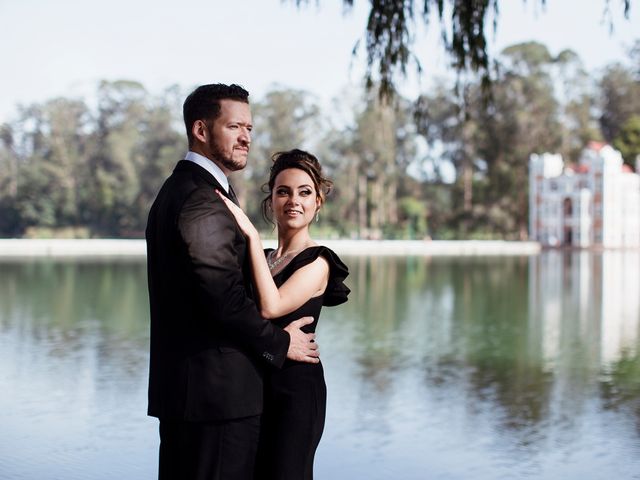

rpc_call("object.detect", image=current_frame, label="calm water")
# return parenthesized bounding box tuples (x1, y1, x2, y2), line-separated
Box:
(0, 252, 639, 480)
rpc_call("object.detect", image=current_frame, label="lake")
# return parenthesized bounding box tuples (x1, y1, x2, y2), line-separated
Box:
(0, 251, 639, 479)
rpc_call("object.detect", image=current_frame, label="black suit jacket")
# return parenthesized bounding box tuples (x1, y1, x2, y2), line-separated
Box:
(146, 160, 290, 421)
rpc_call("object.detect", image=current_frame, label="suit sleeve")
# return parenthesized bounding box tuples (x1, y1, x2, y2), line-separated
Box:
(178, 187, 290, 367)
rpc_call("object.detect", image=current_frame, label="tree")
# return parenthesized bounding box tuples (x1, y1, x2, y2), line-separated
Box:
(415, 41, 564, 239)
(321, 87, 417, 238)
(599, 45, 640, 146)
(291, 0, 632, 99)
(477, 42, 563, 238)
(0, 99, 92, 235)
(39, 98, 92, 226)
(554, 49, 602, 161)
(134, 85, 185, 230)
(0, 81, 189, 238)
(86, 80, 148, 235)
(613, 115, 640, 167)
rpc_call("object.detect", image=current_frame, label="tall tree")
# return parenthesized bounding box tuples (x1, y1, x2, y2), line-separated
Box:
(599, 40, 640, 155)
(0, 100, 92, 234)
(415, 79, 480, 235)
(135, 85, 185, 230)
(322, 87, 417, 238)
(415, 42, 564, 238)
(0, 123, 20, 234)
(86, 80, 147, 235)
(555, 49, 602, 161)
(478, 42, 563, 238)
(40, 98, 92, 226)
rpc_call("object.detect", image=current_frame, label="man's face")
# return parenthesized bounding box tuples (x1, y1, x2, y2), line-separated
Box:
(207, 99, 252, 174)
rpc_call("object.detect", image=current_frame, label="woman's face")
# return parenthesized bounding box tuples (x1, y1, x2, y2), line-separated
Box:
(271, 168, 321, 232)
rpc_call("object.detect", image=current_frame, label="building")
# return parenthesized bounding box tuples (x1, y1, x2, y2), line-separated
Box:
(529, 142, 640, 248)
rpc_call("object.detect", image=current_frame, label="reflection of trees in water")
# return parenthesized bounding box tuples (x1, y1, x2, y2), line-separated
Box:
(441, 257, 556, 435)
(346, 256, 551, 433)
(345, 255, 432, 391)
(336, 255, 434, 445)
(344, 254, 636, 448)
(346, 255, 404, 392)
(0, 259, 149, 377)
(3, 254, 639, 441)
(600, 350, 640, 434)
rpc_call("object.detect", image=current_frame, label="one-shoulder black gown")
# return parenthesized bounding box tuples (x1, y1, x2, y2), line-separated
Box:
(253, 246, 350, 480)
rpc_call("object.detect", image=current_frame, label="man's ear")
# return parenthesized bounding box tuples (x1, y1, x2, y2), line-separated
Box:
(192, 120, 208, 144)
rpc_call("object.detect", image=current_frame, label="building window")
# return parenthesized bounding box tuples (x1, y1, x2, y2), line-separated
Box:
(563, 198, 573, 217)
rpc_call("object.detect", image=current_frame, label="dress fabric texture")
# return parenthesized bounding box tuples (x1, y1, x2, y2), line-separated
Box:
(254, 246, 350, 480)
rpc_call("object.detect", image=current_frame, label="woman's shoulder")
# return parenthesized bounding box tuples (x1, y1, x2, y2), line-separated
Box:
(296, 246, 350, 306)
(296, 246, 348, 276)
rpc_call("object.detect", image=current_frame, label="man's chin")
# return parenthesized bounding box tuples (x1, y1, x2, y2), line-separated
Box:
(223, 158, 247, 172)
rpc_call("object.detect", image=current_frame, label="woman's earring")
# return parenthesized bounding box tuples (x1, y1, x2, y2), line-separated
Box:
(315, 210, 319, 222)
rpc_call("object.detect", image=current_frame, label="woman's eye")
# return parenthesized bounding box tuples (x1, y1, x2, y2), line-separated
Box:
(300, 190, 312, 196)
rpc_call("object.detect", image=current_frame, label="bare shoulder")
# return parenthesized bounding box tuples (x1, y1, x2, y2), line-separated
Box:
(295, 252, 330, 277)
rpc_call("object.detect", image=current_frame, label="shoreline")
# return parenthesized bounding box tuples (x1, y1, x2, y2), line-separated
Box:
(0, 238, 541, 258)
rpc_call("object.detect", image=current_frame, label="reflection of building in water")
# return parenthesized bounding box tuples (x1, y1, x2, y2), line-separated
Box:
(601, 251, 640, 364)
(529, 142, 640, 248)
(529, 251, 640, 368)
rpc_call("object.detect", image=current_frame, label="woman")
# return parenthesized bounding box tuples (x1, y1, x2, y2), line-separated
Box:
(216, 148, 349, 480)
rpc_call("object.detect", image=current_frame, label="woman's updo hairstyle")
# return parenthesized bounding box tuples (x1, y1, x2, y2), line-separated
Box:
(261, 149, 333, 224)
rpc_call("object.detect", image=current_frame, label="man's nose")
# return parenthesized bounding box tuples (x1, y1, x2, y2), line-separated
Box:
(239, 128, 251, 144)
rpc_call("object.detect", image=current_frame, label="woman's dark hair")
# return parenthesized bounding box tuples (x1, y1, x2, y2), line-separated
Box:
(183, 83, 249, 147)
(261, 149, 333, 224)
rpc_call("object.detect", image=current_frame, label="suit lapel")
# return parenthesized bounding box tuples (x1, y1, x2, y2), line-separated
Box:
(228, 184, 239, 206)
(175, 160, 235, 202)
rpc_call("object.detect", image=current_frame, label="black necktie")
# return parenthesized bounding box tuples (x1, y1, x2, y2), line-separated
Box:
(228, 184, 239, 206)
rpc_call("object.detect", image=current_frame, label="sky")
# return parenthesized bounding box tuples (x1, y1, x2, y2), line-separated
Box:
(0, 0, 638, 123)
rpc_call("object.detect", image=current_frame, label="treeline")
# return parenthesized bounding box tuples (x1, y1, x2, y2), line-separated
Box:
(0, 41, 639, 239)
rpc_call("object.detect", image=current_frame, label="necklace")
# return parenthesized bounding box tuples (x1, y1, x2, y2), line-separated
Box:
(267, 248, 302, 271)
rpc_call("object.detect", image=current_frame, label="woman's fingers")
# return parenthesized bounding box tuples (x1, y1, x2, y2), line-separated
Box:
(215, 189, 236, 211)
(215, 189, 247, 224)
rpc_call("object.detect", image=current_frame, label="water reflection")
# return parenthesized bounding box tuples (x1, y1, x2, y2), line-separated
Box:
(0, 253, 639, 479)
(0, 259, 154, 480)
(318, 252, 640, 479)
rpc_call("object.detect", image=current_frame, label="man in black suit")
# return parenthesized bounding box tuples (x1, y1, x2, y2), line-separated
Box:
(146, 83, 319, 479)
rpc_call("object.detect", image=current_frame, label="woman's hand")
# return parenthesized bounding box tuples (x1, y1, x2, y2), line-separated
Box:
(215, 189, 259, 239)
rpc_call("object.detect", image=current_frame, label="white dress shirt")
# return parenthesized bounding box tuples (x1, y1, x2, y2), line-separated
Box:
(184, 151, 229, 193)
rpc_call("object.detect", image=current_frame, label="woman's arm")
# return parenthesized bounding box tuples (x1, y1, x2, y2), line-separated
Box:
(216, 190, 330, 319)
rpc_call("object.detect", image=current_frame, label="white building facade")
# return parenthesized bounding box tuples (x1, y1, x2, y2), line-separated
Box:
(529, 142, 640, 248)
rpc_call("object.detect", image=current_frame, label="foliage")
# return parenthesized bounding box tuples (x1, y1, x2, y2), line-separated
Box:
(291, 0, 632, 99)
(0, 40, 637, 239)
(613, 115, 640, 166)
(599, 41, 640, 166)
(0, 82, 185, 237)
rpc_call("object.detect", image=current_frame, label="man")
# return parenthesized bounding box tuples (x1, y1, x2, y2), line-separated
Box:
(146, 83, 319, 479)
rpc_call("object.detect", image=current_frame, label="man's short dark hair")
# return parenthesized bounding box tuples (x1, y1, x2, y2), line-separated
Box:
(183, 83, 249, 147)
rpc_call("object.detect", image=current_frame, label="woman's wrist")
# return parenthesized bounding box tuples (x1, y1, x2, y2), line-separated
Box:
(246, 228, 261, 244)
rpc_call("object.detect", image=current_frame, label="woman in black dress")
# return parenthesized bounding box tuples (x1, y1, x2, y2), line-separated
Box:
(217, 149, 349, 480)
